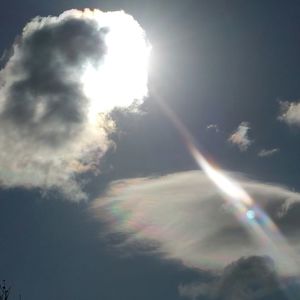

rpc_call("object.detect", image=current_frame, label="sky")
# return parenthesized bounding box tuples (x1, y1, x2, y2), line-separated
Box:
(1, 1, 300, 300)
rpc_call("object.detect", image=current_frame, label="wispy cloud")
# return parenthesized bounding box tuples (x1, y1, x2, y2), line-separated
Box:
(258, 148, 280, 158)
(91, 170, 300, 275)
(228, 122, 252, 151)
(206, 124, 219, 133)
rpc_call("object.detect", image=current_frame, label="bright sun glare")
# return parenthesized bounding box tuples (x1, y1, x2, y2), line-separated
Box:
(79, 10, 151, 122)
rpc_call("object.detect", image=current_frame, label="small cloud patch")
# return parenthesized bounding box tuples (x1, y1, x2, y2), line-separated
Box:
(258, 148, 280, 158)
(228, 122, 252, 151)
(206, 124, 219, 133)
(278, 101, 300, 126)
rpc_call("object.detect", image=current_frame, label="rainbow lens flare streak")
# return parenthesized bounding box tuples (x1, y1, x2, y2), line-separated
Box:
(157, 97, 298, 276)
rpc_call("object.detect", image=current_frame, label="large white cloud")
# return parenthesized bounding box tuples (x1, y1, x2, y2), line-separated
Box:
(91, 170, 300, 275)
(0, 9, 149, 200)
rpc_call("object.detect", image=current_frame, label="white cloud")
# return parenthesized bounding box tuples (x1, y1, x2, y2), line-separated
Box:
(0, 9, 149, 200)
(279, 101, 300, 125)
(228, 122, 252, 151)
(258, 148, 280, 157)
(91, 170, 300, 275)
(206, 124, 219, 133)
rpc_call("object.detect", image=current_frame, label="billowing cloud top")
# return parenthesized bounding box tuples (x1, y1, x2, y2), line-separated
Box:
(0, 9, 150, 200)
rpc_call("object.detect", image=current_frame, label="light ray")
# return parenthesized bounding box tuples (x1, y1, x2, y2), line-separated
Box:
(154, 94, 299, 276)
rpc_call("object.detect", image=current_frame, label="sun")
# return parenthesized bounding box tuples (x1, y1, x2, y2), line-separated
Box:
(79, 10, 151, 122)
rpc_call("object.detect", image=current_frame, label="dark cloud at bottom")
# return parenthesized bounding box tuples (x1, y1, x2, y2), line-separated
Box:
(179, 256, 300, 300)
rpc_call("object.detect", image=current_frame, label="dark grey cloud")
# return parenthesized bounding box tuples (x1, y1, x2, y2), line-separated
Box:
(2, 16, 107, 146)
(179, 256, 298, 300)
(0, 12, 110, 200)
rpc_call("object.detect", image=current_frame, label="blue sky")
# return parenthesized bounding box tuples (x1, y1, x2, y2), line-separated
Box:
(1, 1, 300, 299)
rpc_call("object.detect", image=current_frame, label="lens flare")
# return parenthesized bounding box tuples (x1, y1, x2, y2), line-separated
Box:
(246, 209, 256, 220)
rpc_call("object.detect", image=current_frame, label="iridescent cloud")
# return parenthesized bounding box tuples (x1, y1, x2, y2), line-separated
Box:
(92, 170, 300, 275)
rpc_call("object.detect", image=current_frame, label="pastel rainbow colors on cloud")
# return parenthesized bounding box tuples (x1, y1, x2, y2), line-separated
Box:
(94, 97, 300, 277)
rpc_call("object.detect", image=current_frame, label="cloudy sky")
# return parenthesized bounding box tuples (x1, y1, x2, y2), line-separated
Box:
(1, 1, 300, 300)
